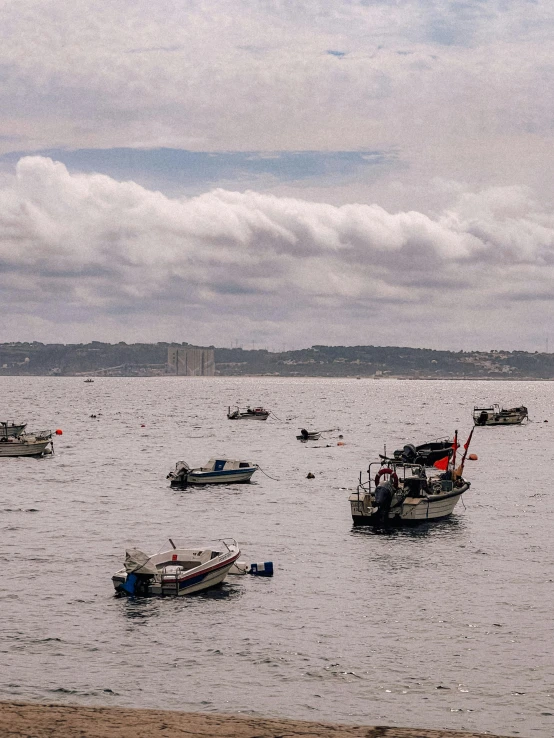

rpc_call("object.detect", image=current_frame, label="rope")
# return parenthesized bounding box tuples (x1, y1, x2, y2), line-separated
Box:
(257, 465, 280, 481)
(269, 411, 283, 421)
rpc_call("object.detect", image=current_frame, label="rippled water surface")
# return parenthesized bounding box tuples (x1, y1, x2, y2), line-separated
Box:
(1, 377, 553, 737)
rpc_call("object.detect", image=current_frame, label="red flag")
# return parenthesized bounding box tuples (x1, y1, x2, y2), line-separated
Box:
(464, 427, 475, 450)
(433, 455, 449, 471)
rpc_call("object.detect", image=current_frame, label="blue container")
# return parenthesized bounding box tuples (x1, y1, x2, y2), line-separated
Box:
(249, 561, 274, 577)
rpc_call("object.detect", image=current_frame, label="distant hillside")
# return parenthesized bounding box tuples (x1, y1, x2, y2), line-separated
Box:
(1, 341, 554, 378)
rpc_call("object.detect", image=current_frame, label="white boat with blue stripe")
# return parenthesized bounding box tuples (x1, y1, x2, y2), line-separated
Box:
(112, 538, 241, 596)
(167, 458, 258, 486)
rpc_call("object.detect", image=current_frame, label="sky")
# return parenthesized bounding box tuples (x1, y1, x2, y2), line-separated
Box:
(0, 0, 553, 351)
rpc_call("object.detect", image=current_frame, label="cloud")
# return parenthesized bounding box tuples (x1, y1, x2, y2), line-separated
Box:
(0, 156, 553, 349)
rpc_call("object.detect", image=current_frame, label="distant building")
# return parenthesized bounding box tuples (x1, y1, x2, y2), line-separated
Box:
(167, 347, 215, 376)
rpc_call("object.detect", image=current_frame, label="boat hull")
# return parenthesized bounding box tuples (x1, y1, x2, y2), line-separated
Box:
(112, 544, 241, 597)
(228, 414, 269, 420)
(171, 468, 256, 485)
(0, 439, 51, 457)
(473, 416, 526, 426)
(350, 484, 469, 526)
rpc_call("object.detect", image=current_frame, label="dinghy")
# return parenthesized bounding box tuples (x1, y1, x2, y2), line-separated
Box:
(380, 438, 456, 466)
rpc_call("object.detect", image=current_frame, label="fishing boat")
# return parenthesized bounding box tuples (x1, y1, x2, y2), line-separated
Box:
(112, 538, 241, 596)
(0, 421, 27, 437)
(296, 429, 321, 441)
(349, 430, 473, 526)
(227, 405, 270, 420)
(380, 438, 456, 466)
(167, 458, 258, 486)
(473, 404, 528, 426)
(0, 431, 53, 457)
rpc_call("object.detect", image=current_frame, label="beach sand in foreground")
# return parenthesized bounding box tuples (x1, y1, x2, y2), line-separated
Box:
(0, 701, 514, 738)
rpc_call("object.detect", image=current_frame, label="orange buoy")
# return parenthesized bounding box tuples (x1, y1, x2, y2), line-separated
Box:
(337, 441, 345, 446)
(468, 453, 478, 460)
(55, 429, 63, 435)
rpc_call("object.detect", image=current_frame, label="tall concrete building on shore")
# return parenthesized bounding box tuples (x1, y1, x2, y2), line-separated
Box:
(167, 347, 215, 376)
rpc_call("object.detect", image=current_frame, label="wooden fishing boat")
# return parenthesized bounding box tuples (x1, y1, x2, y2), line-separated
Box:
(350, 430, 473, 526)
(473, 404, 528, 426)
(0, 431, 53, 457)
(227, 405, 269, 420)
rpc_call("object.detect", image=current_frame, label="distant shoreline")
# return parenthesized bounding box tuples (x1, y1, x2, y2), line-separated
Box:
(0, 374, 553, 381)
(0, 701, 514, 738)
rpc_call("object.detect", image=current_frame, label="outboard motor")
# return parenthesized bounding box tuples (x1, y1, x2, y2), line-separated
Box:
(373, 480, 394, 524)
(401, 443, 417, 463)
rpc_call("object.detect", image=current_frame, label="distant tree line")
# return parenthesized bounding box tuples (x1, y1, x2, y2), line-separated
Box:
(1, 341, 553, 378)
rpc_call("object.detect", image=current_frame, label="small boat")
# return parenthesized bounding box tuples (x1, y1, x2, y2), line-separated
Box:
(112, 538, 241, 596)
(0, 430, 53, 457)
(349, 462, 470, 526)
(0, 421, 27, 438)
(84, 378, 94, 383)
(167, 458, 258, 486)
(296, 429, 321, 441)
(350, 430, 472, 526)
(381, 438, 456, 466)
(227, 405, 270, 420)
(473, 404, 528, 426)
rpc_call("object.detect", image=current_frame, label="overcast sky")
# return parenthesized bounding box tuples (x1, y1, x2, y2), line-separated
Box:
(1, 0, 553, 351)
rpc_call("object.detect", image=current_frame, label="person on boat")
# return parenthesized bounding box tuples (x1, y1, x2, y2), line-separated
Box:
(301, 428, 309, 440)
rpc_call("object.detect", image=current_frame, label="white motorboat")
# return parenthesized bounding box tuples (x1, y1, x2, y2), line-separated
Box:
(1, 421, 27, 437)
(167, 458, 258, 486)
(296, 429, 321, 441)
(473, 404, 528, 426)
(349, 430, 472, 526)
(227, 405, 270, 420)
(112, 538, 241, 596)
(0, 431, 53, 457)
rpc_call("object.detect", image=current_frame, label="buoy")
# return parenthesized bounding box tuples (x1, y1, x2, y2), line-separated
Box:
(306, 472, 315, 479)
(55, 429, 63, 435)
(140, 424, 146, 428)
(468, 453, 478, 460)
(229, 561, 274, 577)
(337, 441, 345, 446)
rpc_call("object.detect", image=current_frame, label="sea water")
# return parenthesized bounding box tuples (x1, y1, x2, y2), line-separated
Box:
(1, 377, 553, 737)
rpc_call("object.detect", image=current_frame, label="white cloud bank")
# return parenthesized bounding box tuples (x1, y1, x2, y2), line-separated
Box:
(1, 157, 553, 350)
(0, 0, 553, 205)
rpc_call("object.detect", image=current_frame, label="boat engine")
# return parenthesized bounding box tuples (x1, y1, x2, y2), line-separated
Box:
(373, 480, 394, 524)
(400, 443, 417, 462)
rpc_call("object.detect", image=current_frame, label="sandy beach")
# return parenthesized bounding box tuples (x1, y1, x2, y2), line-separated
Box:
(0, 701, 514, 738)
